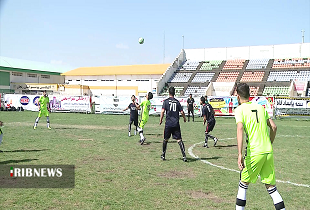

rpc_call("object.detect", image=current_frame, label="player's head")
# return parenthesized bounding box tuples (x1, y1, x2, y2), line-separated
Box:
(200, 96, 205, 105)
(42, 90, 47, 97)
(236, 83, 250, 104)
(131, 95, 136, 102)
(147, 92, 153, 100)
(189, 94, 192, 98)
(169, 86, 175, 96)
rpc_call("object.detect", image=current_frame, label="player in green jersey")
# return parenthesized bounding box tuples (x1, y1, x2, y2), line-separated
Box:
(34, 91, 51, 130)
(235, 83, 285, 210)
(137, 92, 153, 145)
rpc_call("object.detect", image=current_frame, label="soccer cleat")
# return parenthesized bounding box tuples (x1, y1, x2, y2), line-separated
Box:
(203, 143, 209, 148)
(33, 126, 37, 130)
(161, 154, 166, 161)
(140, 137, 146, 145)
(214, 137, 218, 146)
(134, 130, 137, 135)
(128, 132, 131, 137)
(183, 157, 188, 162)
(47, 127, 52, 130)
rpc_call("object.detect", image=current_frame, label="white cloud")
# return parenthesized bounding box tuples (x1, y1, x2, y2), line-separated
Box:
(116, 43, 129, 49)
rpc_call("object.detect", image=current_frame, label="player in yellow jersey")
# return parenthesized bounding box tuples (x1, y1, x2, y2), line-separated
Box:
(33, 91, 51, 129)
(137, 92, 153, 145)
(235, 83, 285, 210)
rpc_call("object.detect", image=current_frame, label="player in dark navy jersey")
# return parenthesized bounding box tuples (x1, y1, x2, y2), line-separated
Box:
(123, 95, 140, 137)
(159, 87, 187, 162)
(187, 94, 195, 122)
(201, 96, 218, 148)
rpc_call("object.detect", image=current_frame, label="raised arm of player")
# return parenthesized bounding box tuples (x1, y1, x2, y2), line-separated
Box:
(135, 102, 141, 110)
(237, 122, 244, 170)
(267, 118, 277, 144)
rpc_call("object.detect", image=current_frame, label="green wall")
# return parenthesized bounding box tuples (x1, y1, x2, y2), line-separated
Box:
(0, 71, 10, 86)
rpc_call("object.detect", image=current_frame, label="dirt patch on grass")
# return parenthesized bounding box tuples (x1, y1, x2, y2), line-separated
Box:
(158, 170, 196, 179)
(190, 190, 223, 203)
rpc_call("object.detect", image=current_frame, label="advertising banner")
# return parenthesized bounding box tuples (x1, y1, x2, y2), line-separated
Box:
(4, 94, 91, 112)
(275, 97, 310, 116)
(249, 96, 274, 117)
(208, 96, 238, 116)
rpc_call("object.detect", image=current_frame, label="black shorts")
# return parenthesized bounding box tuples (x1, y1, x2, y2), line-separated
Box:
(205, 119, 216, 133)
(164, 125, 182, 140)
(129, 117, 138, 127)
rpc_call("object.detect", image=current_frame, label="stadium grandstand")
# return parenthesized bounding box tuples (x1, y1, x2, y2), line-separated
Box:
(157, 43, 310, 98)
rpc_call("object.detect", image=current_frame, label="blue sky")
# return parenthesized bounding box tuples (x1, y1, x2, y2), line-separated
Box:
(0, 0, 309, 69)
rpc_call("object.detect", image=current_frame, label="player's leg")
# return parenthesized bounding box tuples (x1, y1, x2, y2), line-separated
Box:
(128, 119, 133, 137)
(204, 124, 209, 147)
(34, 111, 42, 129)
(191, 109, 194, 122)
(45, 111, 51, 129)
(236, 154, 265, 210)
(161, 126, 172, 160)
(138, 116, 148, 144)
(261, 153, 285, 210)
(187, 109, 191, 122)
(134, 117, 138, 136)
(236, 180, 249, 210)
(206, 120, 218, 146)
(175, 126, 187, 162)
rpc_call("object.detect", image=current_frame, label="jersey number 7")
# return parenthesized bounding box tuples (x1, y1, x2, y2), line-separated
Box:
(251, 110, 259, 123)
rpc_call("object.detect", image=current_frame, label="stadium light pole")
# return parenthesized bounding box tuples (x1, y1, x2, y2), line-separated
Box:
(301, 30, 305, 43)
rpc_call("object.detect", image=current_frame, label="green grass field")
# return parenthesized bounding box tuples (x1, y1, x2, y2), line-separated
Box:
(0, 111, 309, 209)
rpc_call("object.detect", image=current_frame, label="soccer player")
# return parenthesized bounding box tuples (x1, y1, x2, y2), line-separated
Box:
(159, 87, 187, 162)
(33, 91, 51, 130)
(200, 96, 218, 148)
(187, 94, 195, 122)
(123, 95, 140, 137)
(234, 83, 285, 210)
(0, 121, 3, 152)
(137, 92, 153, 145)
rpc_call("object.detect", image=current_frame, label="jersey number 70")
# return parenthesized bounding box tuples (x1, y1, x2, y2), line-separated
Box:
(169, 102, 177, 111)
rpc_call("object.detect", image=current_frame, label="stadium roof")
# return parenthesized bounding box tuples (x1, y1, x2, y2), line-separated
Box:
(62, 64, 171, 76)
(0, 56, 71, 73)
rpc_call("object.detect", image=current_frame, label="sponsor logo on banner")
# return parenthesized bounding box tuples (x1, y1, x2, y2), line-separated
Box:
(20, 96, 30, 105)
(33, 96, 40, 106)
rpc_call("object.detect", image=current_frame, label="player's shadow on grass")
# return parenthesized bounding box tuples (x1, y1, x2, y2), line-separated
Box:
(0, 159, 39, 165)
(52, 127, 76, 130)
(186, 156, 222, 162)
(3, 149, 49, 153)
(145, 133, 162, 137)
(215, 144, 237, 148)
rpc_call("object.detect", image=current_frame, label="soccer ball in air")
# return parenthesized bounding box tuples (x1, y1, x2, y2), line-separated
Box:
(138, 37, 144, 44)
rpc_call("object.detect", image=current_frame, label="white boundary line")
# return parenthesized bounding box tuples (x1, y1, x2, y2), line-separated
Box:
(188, 141, 310, 188)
